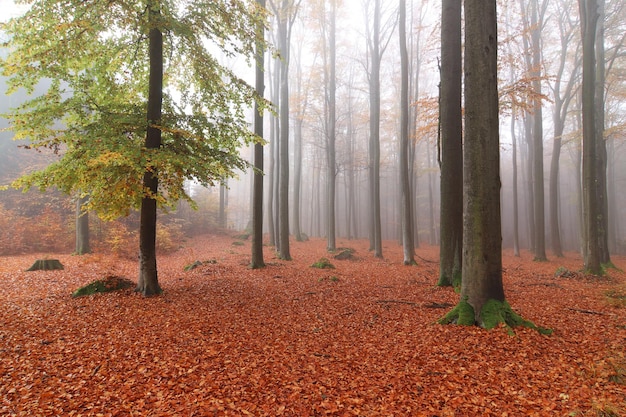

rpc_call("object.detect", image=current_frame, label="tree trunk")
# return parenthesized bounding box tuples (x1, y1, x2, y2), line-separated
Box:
(594, 0, 611, 265)
(267, 54, 277, 247)
(137, 2, 163, 296)
(75, 194, 91, 255)
(461, 0, 504, 320)
(250, 0, 266, 269)
(580, 0, 602, 274)
(511, 108, 520, 257)
(326, 0, 337, 252)
(438, 0, 463, 286)
(549, 123, 564, 258)
(219, 181, 227, 228)
(276, 0, 293, 261)
(531, 0, 547, 261)
(399, 0, 414, 265)
(368, 0, 383, 258)
(548, 1, 579, 259)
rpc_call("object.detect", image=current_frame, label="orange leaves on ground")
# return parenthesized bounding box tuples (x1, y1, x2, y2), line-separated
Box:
(1, 236, 625, 416)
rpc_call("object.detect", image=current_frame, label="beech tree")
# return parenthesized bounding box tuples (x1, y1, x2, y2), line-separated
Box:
(2, 0, 266, 295)
(251, 0, 267, 269)
(441, 0, 545, 332)
(438, 0, 462, 286)
(398, 0, 414, 265)
(579, 0, 602, 274)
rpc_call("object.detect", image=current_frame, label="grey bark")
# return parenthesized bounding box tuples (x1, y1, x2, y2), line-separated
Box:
(438, 0, 463, 285)
(462, 0, 505, 317)
(579, 0, 602, 274)
(399, 0, 414, 265)
(251, 0, 266, 269)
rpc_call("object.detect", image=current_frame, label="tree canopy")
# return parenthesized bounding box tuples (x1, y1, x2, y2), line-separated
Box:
(1, 0, 267, 220)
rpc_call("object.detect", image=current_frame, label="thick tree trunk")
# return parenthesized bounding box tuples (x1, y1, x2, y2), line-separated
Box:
(438, 0, 463, 286)
(136, 2, 163, 296)
(461, 0, 504, 320)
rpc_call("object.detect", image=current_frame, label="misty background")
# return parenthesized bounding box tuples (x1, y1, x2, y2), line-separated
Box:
(0, 0, 624, 257)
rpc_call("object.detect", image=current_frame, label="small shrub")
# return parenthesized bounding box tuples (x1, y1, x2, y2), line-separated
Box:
(312, 258, 335, 269)
(555, 266, 578, 279)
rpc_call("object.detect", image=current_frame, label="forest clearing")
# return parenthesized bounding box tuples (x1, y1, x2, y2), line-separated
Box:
(1, 234, 625, 416)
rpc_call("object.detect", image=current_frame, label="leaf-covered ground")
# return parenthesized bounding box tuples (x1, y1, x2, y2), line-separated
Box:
(1, 235, 625, 416)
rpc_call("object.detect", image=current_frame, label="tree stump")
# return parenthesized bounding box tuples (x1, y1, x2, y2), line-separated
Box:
(27, 259, 64, 271)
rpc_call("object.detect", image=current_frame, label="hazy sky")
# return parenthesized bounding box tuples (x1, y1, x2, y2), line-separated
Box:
(0, 0, 28, 22)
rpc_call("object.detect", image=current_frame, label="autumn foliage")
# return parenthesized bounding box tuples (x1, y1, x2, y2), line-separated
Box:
(1, 235, 625, 416)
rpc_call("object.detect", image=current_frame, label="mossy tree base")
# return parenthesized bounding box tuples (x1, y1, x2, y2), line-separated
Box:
(27, 259, 64, 271)
(439, 299, 552, 335)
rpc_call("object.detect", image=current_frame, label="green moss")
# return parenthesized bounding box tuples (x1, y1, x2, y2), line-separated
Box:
(480, 300, 552, 335)
(437, 275, 452, 287)
(438, 298, 476, 326)
(72, 276, 134, 297)
(440, 298, 552, 335)
(312, 258, 335, 269)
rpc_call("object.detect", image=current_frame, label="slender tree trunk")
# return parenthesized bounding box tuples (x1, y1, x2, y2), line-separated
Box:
(511, 109, 520, 256)
(531, 0, 547, 261)
(326, 0, 337, 252)
(580, 0, 602, 274)
(524, 113, 535, 252)
(594, 0, 611, 265)
(549, 118, 564, 258)
(425, 141, 435, 245)
(75, 194, 91, 255)
(293, 115, 303, 242)
(137, 2, 163, 296)
(251, 0, 266, 269)
(219, 181, 227, 228)
(399, 0, 414, 265)
(519, 0, 535, 253)
(438, 0, 463, 286)
(267, 55, 277, 247)
(368, 0, 383, 258)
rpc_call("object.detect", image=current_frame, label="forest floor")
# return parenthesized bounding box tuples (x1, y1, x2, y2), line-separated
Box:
(1, 234, 625, 416)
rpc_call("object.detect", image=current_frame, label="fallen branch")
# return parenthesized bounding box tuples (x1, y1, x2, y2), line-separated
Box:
(416, 255, 437, 264)
(424, 302, 453, 309)
(376, 299, 418, 306)
(568, 307, 606, 315)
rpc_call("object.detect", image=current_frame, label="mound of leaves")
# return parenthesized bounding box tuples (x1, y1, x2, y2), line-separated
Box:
(72, 275, 135, 297)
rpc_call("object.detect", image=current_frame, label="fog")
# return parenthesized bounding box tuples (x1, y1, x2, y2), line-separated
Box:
(1, 0, 625, 257)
